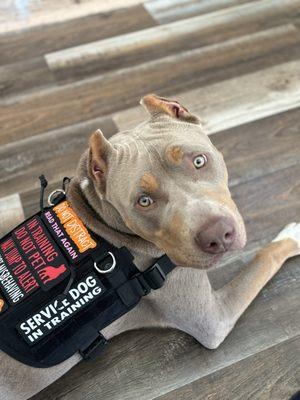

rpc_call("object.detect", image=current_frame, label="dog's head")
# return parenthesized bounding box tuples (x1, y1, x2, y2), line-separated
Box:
(88, 94, 246, 268)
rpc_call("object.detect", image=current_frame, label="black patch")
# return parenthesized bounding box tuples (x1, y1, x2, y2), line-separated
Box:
(0, 216, 69, 304)
(17, 273, 106, 345)
(13, 216, 69, 291)
(0, 243, 39, 305)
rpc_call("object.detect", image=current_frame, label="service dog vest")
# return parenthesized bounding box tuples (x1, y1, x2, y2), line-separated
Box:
(0, 199, 175, 368)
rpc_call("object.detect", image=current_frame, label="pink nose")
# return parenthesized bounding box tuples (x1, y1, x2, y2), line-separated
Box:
(195, 217, 236, 254)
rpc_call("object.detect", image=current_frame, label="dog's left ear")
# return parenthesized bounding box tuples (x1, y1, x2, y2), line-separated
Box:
(140, 94, 200, 124)
(88, 129, 114, 193)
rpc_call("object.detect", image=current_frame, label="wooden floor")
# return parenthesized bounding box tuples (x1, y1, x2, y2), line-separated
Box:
(0, 0, 300, 399)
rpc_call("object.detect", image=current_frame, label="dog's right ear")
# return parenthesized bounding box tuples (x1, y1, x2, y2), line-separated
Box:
(88, 129, 114, 193)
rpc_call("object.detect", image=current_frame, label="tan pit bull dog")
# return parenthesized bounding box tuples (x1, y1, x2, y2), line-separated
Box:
(1, 94, 300, 400)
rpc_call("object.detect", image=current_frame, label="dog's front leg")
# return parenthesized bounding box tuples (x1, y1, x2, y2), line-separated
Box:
(207, 223, 300, 348)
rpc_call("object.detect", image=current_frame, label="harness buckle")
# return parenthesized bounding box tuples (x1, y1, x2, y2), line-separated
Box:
(143, 262, 167, 290)
(80, 333, 107, 360)
(130, 262, 167, 298)
(133, 275, 152, 296)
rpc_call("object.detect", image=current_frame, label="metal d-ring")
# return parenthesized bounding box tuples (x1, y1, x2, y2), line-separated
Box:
(48, 189, 66, 206)
(94, 252, 116, 274)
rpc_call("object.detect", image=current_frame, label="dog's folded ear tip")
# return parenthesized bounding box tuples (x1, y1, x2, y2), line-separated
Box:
(140, 94, 201, 125)
(140, 94, 155, 110)
(140, 93, 158, 101)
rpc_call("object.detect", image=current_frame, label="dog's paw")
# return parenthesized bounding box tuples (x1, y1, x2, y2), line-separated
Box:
(272, 222, 300, 253)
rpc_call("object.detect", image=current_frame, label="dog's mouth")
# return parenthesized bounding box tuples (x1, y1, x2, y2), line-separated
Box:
(197, 252, 225, 269)
(166, 249, 226, 270)
(207, 253, 224, 265)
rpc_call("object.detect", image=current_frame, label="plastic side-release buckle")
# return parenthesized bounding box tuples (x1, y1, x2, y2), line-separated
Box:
(121, 262, 167, 301)
(143, 262, 166, 290)
(80, 333, 107, 360)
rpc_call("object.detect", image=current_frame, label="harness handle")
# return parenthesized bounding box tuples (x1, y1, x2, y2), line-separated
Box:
(47, 177, 72, 206)
(62, 176, 71, 192)
(39, 175, 48, 212)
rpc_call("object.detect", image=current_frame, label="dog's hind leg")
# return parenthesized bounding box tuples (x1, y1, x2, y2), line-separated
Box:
(205, 223, 300, 348)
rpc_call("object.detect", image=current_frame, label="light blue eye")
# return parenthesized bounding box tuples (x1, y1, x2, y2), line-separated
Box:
(138, 195, 154, 207)
(193, 154, 207, 169)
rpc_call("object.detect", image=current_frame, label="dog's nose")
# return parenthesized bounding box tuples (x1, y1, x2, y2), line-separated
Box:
(195, 217, 236, 254)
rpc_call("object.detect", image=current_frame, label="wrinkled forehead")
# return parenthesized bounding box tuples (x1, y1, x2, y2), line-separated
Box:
(111, 117, 212, 159)
(133, 116, 209, 143)
(107, 117, 217, 193)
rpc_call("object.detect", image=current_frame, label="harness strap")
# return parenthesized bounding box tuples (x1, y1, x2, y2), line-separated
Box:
(78, 255, 176, 360)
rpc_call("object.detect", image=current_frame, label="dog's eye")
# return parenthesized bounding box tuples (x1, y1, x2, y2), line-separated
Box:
(193, 154, 207, 169)
(137, 195, 154, 208)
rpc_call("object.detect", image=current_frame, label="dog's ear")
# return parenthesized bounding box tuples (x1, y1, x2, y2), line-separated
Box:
(140, 94, 200, 124)
(88, 129, 114, 193)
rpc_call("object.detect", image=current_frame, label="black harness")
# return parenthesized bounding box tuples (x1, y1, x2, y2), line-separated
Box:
(0, 181, 175, 368)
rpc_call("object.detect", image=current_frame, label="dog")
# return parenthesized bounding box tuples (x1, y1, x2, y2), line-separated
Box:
(1, 94, 299, 400)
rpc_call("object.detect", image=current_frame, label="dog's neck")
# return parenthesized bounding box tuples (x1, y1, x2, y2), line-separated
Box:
(67, 151, 164, 271)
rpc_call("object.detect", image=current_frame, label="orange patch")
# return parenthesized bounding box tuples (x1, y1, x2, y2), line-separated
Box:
(0, 299, 4, 312)
(53, 201, 97, 253)
(166, 146, 183, 165)
(140, 173, 159, 193)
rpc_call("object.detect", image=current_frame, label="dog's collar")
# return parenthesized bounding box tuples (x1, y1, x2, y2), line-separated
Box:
(0, 179, 176, 368)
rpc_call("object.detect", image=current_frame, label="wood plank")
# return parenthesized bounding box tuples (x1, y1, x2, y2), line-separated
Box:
(46, 0, 300, 79)
(0, 116, 118, 198)
(0, 57, 55, 97)
(156, 335, 300, 400)
(0, 194, 24, 238)
(0, 0, 146, 35)
(231, 165, 300, 248)
(1, 24, 299, 145)
(145, 0, 254, 23)
(214, 107, 300, 188)
(0, 4, 156, 66)
(114, 57, 300, 133)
